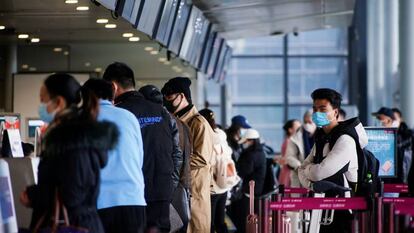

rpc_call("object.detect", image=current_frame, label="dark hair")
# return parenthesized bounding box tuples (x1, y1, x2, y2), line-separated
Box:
(102, 62, 135, 89)
(248, 138, 263, 151)
(82, 78, 114, 101)
(198, 108, 217, 130)
(339, 108, 347, 118)
(44, 73, 98, 121)
(392, 108, 402, 117)
(283, 119, 299, 135)
(311, 88, 342, 110)
(139, 85, 163, 105)
(45, 73, 81, 106)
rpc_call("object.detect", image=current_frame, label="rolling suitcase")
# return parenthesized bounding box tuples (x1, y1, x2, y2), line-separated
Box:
(246, 180, 258, 233)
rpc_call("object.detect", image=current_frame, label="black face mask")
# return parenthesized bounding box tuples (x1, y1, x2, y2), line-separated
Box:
(164, 94, 182, 113)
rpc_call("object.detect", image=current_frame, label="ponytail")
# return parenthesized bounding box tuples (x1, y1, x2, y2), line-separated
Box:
(79, 87, 99, 121)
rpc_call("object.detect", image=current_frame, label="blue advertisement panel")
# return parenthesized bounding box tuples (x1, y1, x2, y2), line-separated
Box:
(365, 128, 397, 177)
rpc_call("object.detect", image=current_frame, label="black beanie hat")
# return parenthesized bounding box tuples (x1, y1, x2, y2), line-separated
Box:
(161, 77, 192, 101)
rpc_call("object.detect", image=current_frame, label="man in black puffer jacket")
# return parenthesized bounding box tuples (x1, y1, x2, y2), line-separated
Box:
(103, 62, 182, 233)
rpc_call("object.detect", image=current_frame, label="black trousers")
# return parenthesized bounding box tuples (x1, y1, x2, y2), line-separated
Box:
(146, 201, 171, 233)
(228, 196, 260, 233)
(211, 192, 229, 233)
(98, 205, 146, 233)
(319, 210, 353, 233)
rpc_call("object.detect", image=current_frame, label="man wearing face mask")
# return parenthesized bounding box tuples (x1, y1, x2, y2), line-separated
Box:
(103, 62, 179, 233)
(285, 111, 316, 188)
(298, 88, 368, 233)
(373, 107, 413, 183)
(161, 77, 215, 233)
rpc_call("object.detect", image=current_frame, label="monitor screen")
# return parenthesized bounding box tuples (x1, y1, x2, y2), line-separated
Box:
(189, 12, 210, 67)
(199, 30, 216, 73)
(212, 43, 229, 81)
(207, 36, 224, 79)
(27, 119, 45, 139)
(117, 0, 143, 27)
(0, 176, 14, 222)
(137, 0, 165, 37)
(96, 0, 118, 11)
(155, 0, 179, 46)
(364, 127, 398, 178)
(179, 6, 209, 65)
(168, 0, 191, 55)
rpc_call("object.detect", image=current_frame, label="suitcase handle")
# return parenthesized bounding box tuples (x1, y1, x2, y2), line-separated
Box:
(249, 180, 255, 215)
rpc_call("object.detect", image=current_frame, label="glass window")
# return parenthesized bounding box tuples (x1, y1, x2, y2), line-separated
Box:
(232, 106, 283, 126)
(288, 58, 348, 104)
(228, 58, 284, 103)
(205, 79, 221, 104)
(288, 28, 348, 55)
(229, 36, 283, 55)
(288, 106, 312, 121)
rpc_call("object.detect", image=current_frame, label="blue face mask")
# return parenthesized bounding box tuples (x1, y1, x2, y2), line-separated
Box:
(38, 102, 56, 123)
(312, 112, 331, 128)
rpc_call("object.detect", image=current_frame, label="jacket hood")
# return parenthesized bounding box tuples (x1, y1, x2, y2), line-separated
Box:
(333, 117, 368, 149)
(43, 120, 119, 165)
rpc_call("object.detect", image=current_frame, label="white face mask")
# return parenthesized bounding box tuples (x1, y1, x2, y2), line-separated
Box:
(303, 122, 317, 134)
(392, 121, 400, 128)
(240, 128, 248, 138)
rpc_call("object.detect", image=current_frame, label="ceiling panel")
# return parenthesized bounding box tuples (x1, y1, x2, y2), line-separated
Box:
(193, 0, 355, 39)
(0, 0, 150, 44)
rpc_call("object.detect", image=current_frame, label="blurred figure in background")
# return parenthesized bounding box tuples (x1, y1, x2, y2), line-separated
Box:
(275, 119, 301, 187)
(285, 112, 317, 188)
(233, 129, 266, 233)
(199, 108, 240, 233)
(373, 107, 413, 183)
(226, 115, 251, 162)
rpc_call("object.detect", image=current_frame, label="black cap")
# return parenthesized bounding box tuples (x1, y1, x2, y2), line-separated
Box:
(372, 107, 395, 120)
(161, 77, 192, 101)
(139, 85, 163, 105)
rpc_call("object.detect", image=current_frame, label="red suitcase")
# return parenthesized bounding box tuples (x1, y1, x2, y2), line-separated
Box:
(246, 180, 258, 233)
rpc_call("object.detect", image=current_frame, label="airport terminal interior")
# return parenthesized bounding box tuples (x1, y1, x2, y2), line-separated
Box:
(1, 0, 414, 233)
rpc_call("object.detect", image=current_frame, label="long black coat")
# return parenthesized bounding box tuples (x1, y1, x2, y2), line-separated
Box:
(237, 144, 267, 195)
(114, 90, 180, 201)
(27, 119, 118, 233)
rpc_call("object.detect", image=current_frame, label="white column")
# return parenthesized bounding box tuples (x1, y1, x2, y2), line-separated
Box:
(367, 0, 385, 125)
(384, 0, 399, 107)
(399, 0, 414, 127)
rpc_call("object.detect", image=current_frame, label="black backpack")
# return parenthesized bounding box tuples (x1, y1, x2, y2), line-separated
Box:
(328, 124, 381, 198)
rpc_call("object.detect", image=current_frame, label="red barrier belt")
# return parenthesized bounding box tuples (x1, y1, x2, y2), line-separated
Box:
(270, 197, 367, 211)
(383, 184, 408, 193)
(382, 197, 414, 204)
(283, 187, 309, 194)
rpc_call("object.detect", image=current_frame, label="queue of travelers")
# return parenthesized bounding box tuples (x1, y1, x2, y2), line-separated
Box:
(16, 62, 414, 233)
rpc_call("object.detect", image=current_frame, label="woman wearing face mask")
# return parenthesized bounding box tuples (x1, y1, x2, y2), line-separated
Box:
(232, 129, 266, 233)
(276, 119, 301, 187)
(284, 111, 316, 188)
(19, 73, 118, 233)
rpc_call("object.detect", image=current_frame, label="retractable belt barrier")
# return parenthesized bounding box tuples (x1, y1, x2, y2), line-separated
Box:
(270, 197, 368, 211)
(257, 184, 413, 233)
(383, 184, 409, 193)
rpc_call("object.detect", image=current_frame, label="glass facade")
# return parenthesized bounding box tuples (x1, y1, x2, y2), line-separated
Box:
(206, 28, 349, 152)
